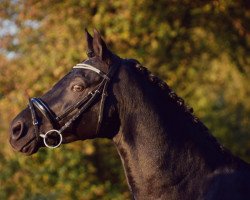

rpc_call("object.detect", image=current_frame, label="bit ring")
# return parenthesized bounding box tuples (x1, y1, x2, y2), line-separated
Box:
(40, 129, 62, 149)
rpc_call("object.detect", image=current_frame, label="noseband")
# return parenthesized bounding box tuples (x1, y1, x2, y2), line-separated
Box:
(28, 61, 118, 148)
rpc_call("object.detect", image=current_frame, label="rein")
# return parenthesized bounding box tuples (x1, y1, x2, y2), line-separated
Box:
(28, 61, 118, 149)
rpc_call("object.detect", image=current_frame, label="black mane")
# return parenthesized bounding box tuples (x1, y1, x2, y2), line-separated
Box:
(125, 58, 245, 164)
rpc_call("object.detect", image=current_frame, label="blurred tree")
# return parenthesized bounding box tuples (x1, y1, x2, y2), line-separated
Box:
(0, 0, 249, 199)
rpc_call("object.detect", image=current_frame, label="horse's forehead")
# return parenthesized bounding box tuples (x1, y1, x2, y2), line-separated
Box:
(48, 59, 104, 91)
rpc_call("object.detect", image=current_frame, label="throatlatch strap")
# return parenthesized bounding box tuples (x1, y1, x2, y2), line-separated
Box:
(96, 80, 109, 134)
(95, 60, 121, 134)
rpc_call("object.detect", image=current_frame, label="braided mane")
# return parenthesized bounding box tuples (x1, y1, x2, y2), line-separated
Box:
(127, 58, 245, 158)
(126, 58, 232, 154)
(128, 59, 200, 123)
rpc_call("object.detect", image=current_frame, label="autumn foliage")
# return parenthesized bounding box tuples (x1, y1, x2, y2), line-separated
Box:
(0, 1, 250, 199)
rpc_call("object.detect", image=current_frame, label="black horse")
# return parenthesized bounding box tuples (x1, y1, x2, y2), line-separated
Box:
(10, 29, 250, 200)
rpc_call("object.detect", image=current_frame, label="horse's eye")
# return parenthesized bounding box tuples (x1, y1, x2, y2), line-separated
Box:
(72, 84, 84, 92)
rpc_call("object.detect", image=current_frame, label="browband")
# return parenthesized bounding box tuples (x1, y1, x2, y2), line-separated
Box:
(73, 63, 109, 80)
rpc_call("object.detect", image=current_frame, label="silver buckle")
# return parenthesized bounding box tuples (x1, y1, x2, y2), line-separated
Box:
(33, 120, 39, 125)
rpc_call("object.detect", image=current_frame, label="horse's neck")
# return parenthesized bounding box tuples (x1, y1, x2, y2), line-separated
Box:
(112, 65, 236, 199)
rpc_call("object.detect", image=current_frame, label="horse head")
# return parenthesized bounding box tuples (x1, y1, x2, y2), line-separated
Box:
(9, 29, 120, 155)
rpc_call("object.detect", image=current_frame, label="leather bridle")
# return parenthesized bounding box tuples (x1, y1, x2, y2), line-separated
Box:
(28, 61, 119, 149)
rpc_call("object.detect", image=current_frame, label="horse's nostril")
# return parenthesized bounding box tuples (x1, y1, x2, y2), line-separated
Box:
(11, 121, 24, 140)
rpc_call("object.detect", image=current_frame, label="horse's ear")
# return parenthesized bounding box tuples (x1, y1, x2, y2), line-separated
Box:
(93, 29, 111, 62)
(85, 28, 95, 58)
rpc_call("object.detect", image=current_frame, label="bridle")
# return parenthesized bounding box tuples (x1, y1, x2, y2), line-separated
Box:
(28, 60, 119, 149)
